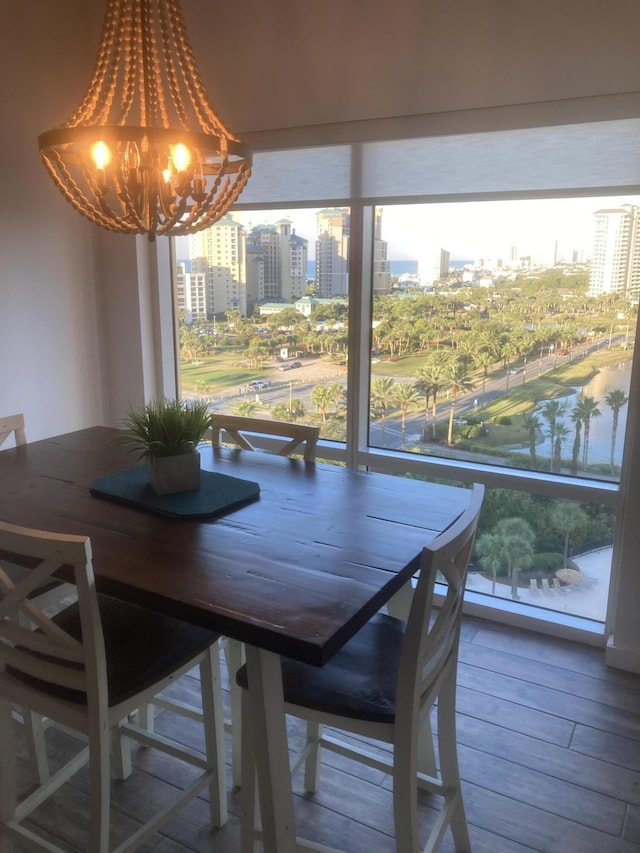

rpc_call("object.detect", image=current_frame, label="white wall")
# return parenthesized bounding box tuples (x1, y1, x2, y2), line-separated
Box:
(0, 2, 105, 443)
(186, 0, 640, 135)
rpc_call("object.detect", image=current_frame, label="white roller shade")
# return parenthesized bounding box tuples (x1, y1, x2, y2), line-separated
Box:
(236, 118, 640, 207)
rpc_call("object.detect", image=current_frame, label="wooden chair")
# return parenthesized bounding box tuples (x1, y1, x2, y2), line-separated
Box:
(0, 414, 77, 784)
(208, 414, 319, 786)
(210, 415, 319, 462)
(238, 484, 484, 853)
(0, 521, 227, 853)
(0, 415, 26, 449)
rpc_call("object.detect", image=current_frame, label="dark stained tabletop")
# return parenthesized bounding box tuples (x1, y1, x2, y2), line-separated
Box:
(0, 427, 471, 665)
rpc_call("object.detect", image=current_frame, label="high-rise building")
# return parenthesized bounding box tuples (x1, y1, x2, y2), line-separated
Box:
(316, 208, 350, 297)
(175, 263, 207, 323)
(373, 209, 391, 295)
(189, 214, 247, 318)
(588, 205, 640, 299)
(245, 220, 308, 308)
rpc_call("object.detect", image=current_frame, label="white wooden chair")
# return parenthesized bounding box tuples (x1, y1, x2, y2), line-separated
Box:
(0, 415, 26, 449)
(238, 484, 484, 853)
(209, 415, 320, 462)
(0, 520, 227, 853)
(208, 415, 319, 786)
(0, 414, 77, 785)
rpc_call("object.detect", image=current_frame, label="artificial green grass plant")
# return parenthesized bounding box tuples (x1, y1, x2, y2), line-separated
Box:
(116, 398, 212, 460)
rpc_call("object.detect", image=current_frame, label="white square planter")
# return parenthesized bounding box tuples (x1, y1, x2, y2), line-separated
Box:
(147, 452, 201, 495)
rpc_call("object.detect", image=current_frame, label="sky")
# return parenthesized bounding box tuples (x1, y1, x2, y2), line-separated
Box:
(177, 195, 640, 265)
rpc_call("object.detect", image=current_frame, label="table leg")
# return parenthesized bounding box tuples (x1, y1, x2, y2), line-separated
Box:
(244, 645, 297, 853)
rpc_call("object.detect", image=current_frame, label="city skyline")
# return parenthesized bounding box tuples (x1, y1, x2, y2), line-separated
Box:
(177, 195, 640, 266)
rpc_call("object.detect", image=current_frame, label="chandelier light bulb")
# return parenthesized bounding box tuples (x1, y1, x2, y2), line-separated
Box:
(37, 0, 251, 240)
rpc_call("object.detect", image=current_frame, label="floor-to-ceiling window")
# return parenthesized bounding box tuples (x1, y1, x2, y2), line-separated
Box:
(172, 119, 640, 641)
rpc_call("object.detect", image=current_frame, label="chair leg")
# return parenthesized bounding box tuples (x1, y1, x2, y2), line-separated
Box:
(303, 720, 322, 793)
(0, 698, 17, 853)
(225, 638, 245, 788)
(200, 646, 228, 828)
(437, 670, 470, 853)
(87, 712, 111, 853)
(21, 708, 50, 784)
(392, 720, 420, 853)
(240, 687, 260, 853)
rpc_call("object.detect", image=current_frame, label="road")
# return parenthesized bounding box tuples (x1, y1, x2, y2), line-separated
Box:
(199, 334, 631, 454)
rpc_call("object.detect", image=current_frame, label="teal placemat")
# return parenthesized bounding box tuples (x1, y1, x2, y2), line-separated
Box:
(90, 466, 260, 519)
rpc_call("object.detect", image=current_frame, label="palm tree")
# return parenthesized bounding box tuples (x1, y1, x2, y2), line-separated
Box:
(522, 413, 542, 470)
(540, 399, 567, 460)
(494, 517, 535, 600)
(570, 405, 583, 475)
(390, 382, 421, 449)
(576, 395, 601, 468)
(476, 531, 504, 595)
(549, 501, 588, 568)
(446, 361, 475, 446)
(474, 350, 495, 401)
(311, 384, 335, 423)
(370, 376, 396, 445)
(233, 401, 257, 417)
(604, 388, 629, 471)
(552, 422, 570, 473)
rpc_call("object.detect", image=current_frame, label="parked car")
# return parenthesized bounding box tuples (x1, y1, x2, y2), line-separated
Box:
(290, 361, 302, 369)
(278, 363, 292, 371)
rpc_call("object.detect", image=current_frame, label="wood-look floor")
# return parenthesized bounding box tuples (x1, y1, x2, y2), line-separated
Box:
(11, 616, 640, 853)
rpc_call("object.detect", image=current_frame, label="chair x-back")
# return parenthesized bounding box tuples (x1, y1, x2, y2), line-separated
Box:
(0, 415, 26, 449)
(210, 415, 319, 462)
(238, 484, 484, 853)
(0, 520, 227, 853)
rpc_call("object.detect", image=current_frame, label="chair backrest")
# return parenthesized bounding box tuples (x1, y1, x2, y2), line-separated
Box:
(396, 484, 484, 726)
(0, 521, 107, 718)
(209, 415, 320, 462)
(0, 414, 26, 448)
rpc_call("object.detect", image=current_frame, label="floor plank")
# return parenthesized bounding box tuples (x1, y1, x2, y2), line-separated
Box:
(7, 615, 640, 852)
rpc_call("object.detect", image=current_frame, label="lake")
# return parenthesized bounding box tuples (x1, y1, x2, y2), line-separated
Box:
(534, 360, 631, 466)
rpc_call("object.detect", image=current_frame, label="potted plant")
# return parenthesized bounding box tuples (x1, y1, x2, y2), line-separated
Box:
(116, 398, 212, 495)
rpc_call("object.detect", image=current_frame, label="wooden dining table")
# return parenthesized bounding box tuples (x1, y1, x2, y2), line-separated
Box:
(0, 426, 472, 852)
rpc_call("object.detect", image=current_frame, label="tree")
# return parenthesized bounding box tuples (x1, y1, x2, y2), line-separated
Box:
(445, 361, 475, 446)
(549, 501, 589, 568)
(311, 385, 335, 423)
(540, 399, 567, 458)
(390, 382, 421, 449)
(495, 517, 535, 600)
(604, 388, 629, 472)
(476, 532, 504, 595)
(522, 413, 542, 470)
(370, 377, 396, 445)
(233, 401, 257, 417)
(576, 395, 601, 468)
(570, 405, 583, 476)
(552, 422, 569, 474)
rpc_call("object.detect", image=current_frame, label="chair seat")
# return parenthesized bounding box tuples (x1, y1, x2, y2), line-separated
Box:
(237, 612, 404, 724)
(11, 595, 220, 707)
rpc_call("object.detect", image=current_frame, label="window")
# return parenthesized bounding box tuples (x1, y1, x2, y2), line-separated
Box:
(173, 119, 640, 640)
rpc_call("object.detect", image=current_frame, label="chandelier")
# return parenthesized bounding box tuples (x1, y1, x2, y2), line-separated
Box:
(38, 0, 252, 241)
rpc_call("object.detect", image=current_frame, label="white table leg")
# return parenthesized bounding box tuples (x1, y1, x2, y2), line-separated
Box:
(244, 645, 297, 853)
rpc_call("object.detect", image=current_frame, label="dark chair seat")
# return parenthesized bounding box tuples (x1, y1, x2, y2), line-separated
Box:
(12, 595, 220, 707)
(237, 612, 404, 724)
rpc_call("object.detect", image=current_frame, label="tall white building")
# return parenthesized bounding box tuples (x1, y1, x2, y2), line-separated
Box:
(588, 205, 640, 299)
(189, 215, 247, 318)
(245, 220, 308, 308)
(373, 208, 391, 295)
(316, 208, 350, 297)
(175, 263, 207, 323)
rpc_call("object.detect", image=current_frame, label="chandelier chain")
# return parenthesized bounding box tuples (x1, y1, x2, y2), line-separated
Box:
(165, 0, 232, 138)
